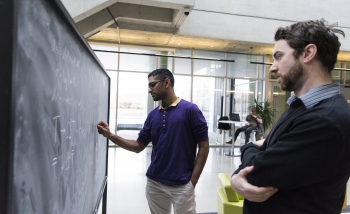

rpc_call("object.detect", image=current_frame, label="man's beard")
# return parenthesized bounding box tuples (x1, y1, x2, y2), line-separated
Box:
(279, 60, 304, 91)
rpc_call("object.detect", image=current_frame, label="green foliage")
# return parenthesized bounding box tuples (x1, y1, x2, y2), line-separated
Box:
(249, 98, 275, 131)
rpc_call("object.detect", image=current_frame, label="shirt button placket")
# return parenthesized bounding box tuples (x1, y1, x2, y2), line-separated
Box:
(162, 111, 166, 132)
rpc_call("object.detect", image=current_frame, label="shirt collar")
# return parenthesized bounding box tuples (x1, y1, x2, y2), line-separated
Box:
(287, 82, 340, 109)
(159, 97, 181, 110)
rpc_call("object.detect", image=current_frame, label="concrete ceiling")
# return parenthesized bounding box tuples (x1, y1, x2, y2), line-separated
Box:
(75, 1, 350, 62)
(87, 27, 277, 55)
(87, 29, 350, 61)
(88, 27, 277, 54)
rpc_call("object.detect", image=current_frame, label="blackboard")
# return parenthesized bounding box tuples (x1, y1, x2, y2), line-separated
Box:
(0, 0, 110, 213)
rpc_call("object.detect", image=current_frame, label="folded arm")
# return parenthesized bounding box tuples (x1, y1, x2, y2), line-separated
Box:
(231, 166, 278, 202)
(235, 115, 342, 189)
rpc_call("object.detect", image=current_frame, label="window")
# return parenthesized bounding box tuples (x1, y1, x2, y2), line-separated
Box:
(157, 51, 173, 70)
(345, 62, 350, 84)
(90, 44, 306, 146)
(225, 79, 257, 119)
(174, 75, 191, 101)
(119, 48, 155, 72)
(331, 62, 342, 82)
(193, 76, 224, 132)
(106, 71, 118, 134)
(174, 49, 191, 74)
(91, 44, 119, 70)
(116, 72, 149, 138)
(194, 51, 225, 76)
(228, 53, 259, 78)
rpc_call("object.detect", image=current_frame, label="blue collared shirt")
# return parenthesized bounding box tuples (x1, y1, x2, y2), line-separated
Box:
(287, 82, 340, 109)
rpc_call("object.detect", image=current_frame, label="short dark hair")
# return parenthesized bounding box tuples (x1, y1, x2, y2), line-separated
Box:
(148, 68, 175, 88)
(274, 19, 345, 72)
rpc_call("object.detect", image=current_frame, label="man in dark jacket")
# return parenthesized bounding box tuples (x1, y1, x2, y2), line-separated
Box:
(231, 19, 350, 214)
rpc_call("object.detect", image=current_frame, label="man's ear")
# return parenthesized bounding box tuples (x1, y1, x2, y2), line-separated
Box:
(164, 78, 170, 88)
(303, 44, 317, 63)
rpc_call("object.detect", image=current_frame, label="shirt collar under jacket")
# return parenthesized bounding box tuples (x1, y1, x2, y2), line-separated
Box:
(287, 82, 340, 109)
(159, 97, 182, 110)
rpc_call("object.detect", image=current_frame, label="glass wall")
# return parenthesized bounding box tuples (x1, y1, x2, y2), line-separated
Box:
(91, 44, 119, 70)
(119, 47, 156, 72)
(345, 71, 350, 85)
(174, 75, 191, 101)
(158, 51, 173, 70)
(346, 62, 350, 85)
(116, 72, 149, 133)
(193, 76, 224, 132)
(331, 62, 342, 82)
(174, 49, 191, 75)
(270, 82, 290, 124)
(228, 53, 258, 78)
(95, 52, 118, 70)
(93, 45, 267, 145)
(92, 43, 334, 146)
(225, 79, 257, 120)
(193, 51, 225, 76)
(107, 71, 118, 133)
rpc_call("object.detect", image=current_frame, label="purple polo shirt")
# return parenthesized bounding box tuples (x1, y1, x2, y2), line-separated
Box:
(137, 98, 208, 185)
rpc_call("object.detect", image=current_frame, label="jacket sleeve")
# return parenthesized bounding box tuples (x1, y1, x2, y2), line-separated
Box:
(240, 114, 343, 190)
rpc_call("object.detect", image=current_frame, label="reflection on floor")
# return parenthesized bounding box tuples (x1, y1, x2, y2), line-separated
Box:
(100, 147, 350, 214)
(103, 147, 240, 213)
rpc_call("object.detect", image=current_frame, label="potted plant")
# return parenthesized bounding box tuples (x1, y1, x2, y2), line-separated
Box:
(249, 98, 275, 132)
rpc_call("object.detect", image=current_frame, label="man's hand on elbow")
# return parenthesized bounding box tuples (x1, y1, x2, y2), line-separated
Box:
(254, 139, 265, 147)
(230, 166, 278, 202)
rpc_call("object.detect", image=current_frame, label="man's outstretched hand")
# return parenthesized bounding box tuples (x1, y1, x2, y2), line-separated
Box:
(96, 121, 112, 138)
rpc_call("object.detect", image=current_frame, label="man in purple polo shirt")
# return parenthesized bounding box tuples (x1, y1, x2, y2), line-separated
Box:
(97, 68, 209, 214)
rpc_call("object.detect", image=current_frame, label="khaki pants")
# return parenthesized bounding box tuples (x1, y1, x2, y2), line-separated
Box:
(146, 178, 196, 214)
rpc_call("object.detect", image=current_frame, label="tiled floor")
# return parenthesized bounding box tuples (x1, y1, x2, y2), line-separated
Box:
(100, 146, 350, 214)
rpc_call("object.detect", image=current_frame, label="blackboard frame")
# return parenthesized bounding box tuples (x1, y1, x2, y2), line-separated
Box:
(0, 0, 15, 213)
(0, 0, 110, 213)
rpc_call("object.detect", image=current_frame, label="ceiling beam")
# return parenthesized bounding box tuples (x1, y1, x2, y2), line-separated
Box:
(76, 2, 176, 38)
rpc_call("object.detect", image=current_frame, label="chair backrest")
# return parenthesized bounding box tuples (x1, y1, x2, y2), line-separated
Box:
(218, 173, 244, 202)
(218, 116, 231, 130)
(229, 113, 240, 121)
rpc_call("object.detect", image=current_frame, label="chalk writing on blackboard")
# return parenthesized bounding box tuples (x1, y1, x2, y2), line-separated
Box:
(8, 0, 110, 213)
(51, 38, 81, 68)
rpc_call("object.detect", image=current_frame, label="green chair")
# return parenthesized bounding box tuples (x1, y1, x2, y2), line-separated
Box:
(343, 183, 347, 210)
(217, 173, 244, 214)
